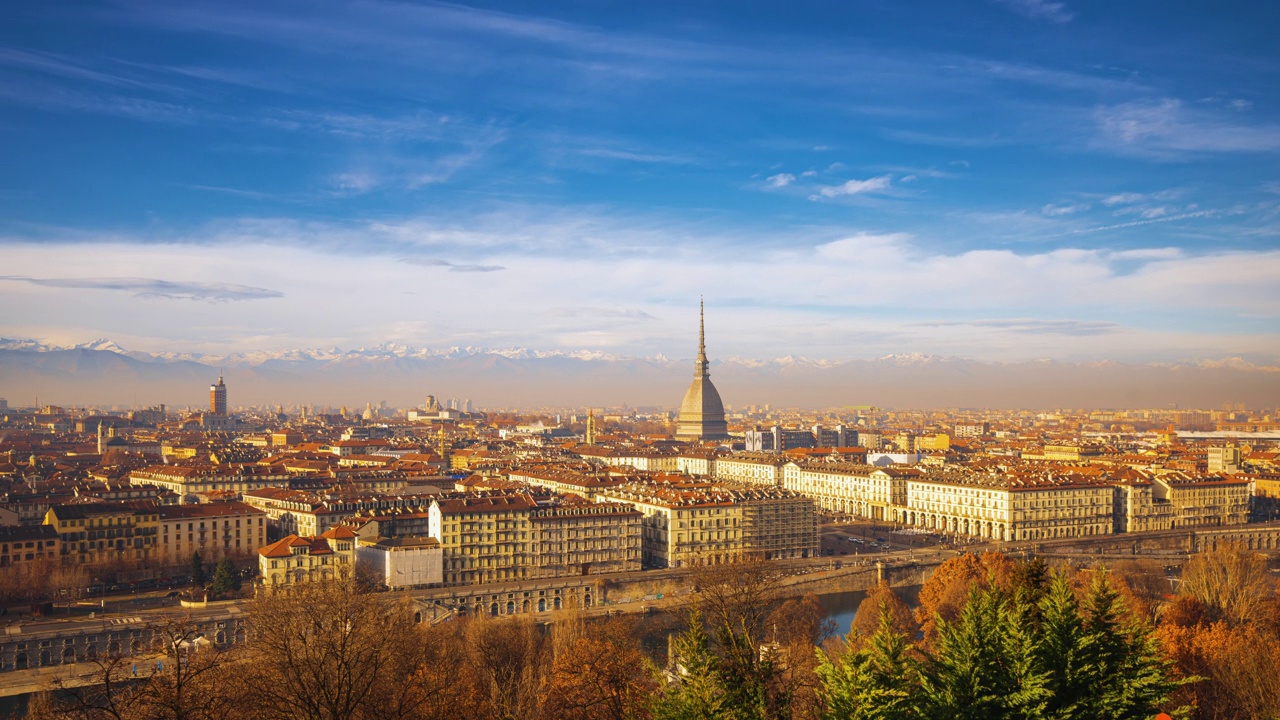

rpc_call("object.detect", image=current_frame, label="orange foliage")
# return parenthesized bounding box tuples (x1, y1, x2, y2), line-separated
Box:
(915, 551, 1015, 641)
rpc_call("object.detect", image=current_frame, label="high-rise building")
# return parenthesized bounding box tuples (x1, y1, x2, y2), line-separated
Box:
(675, 300, 729, 441)
(210, 375, 227, 416)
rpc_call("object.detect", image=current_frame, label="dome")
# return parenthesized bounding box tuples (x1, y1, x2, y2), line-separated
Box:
(674, 300, 729, 441)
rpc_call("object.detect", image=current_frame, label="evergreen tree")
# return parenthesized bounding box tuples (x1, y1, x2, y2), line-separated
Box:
(190, 551, 205, 586)
(1037, 570, 1094, 719)
(210, 558, 241, 598)
(653, 608, 728, 720)
(816, 603, 919, 720)
(1000, 587, 1051, 719)
(1080, 567, 1186, 720)
(918, 586, 1018, 720)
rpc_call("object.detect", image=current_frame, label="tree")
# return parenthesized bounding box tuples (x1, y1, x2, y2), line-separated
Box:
(914, 552, 1015, 642)
(916, 585, 1046, 720)
(238, 579, 433, 720)
(1179, 544, 1272, 625)
(816, 604, 920, 720)
(26, 616, 239, 720)
(689, 556, 791, 719)
(541, 616, 658, 720)
(463, 614, 549, 720)
(850, 582, 917, 642)
(190, 551, 206, 587)
(652, 607, 727, 720)
(209, 558, 241, 599)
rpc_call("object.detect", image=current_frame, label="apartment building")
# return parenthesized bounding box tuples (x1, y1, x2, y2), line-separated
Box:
(899, 470, 1115, 542)
(527, 496, 642, 577)
(712, 453, 784, 487)
(505, 466, 627, 500)
(781, 462, 917, 521)
(44, 503, 160, 564)
(257, 527, 357, 590)
(429, 493, 538, 586)
(0, 525, 59, 567)
(242, 488, 434, 538)
(129, 465, 292, 496)
(153, 502, 267, 567)
(1153, 473, 1250, 528)
(595, 482, 817, 568)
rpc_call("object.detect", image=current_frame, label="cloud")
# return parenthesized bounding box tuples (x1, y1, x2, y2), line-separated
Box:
(555, 307, 657, 321)
(766, 173, 796, 188)
(0, 276, 282, 301)
(814, 175, 892, 198)
(1041, 202, 1089, 216)
(1056, 209, 1217, 236)
(1094, 99, 1280, 156)
(399, 258, 505, 273)
(917, 318, 1123, 336)
(991, 0, 1075, 23)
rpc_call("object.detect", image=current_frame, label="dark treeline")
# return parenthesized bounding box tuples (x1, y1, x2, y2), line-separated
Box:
(16, 546, 1280, 720)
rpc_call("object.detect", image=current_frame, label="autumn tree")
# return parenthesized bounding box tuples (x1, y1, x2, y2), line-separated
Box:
(27, 615, 240, 720)
(237, 579, 433, 720)
(463, 613, 549, 720)
(540, 616, 658, 720)
(1179, 543, 1272, 625)
(914, 551, 1016, 642)
(850, 582, 917, 642)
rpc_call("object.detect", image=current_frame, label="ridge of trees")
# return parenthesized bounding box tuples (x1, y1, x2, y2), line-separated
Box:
(18, 545, 1280, 720)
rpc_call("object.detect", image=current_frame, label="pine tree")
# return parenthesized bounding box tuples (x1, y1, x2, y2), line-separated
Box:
(653, 608, 727, 720)
(1080, 567, 1187, 720)
(816, 603, 919, 720)
(1037, 570, 1094, 719)
(190, 551, 205, 586)
(209, 558, 240, 598)
(1000, 587, 1051, 719)
(918, 586, 1019, 720)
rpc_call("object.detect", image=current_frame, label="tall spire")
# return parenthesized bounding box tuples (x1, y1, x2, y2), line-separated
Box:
(695, 297, 709, 379)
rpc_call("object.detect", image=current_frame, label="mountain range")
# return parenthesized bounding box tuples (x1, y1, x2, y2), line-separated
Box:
(0, 339, 1276, 410)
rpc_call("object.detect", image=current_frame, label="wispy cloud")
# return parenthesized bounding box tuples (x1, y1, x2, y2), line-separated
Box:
(917, 318, 1122, 336)
(1041, 202, 1089, 216)
(1056, 209, 1218, 236)
(991, 0, 1075, 24)
(766, 173, 795, 188)
(1094, 99, 1280, 156)
(399, 258, 505, 273)
(0, 275, 282, 301)
(813, 175, 892, 199)
(555, 307, 657, 321)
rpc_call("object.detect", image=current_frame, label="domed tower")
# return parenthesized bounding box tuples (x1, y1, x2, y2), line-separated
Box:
(675, 299, 729, 441)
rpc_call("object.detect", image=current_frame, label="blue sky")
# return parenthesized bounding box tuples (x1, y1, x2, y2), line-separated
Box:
(1, 0, 1278, 363)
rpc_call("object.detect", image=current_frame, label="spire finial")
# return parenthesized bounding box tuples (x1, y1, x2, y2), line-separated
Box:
(695, 298, 709, 379)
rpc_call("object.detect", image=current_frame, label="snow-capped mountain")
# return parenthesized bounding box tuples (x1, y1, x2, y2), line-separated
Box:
(1, 337, 1277, 409)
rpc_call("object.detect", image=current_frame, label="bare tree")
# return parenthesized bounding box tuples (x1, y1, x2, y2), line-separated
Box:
(1180, 543, 1273, 625)
(463, 614, 549, 720)
(238, 579, 430, 720)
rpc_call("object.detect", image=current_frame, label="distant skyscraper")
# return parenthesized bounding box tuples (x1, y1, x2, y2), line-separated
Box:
(675, 300, 729, 441)
(210, 375, 227, 416)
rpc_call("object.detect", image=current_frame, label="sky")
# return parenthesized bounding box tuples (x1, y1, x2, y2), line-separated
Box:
(1, 0, 1278, 364)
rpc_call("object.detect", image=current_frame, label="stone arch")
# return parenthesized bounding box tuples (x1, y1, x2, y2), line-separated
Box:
(506, 601, 515, 615)
(538, 598, 546, 612)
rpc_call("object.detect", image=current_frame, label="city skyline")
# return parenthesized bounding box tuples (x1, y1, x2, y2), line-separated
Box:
(0, 1, 1278, 366)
